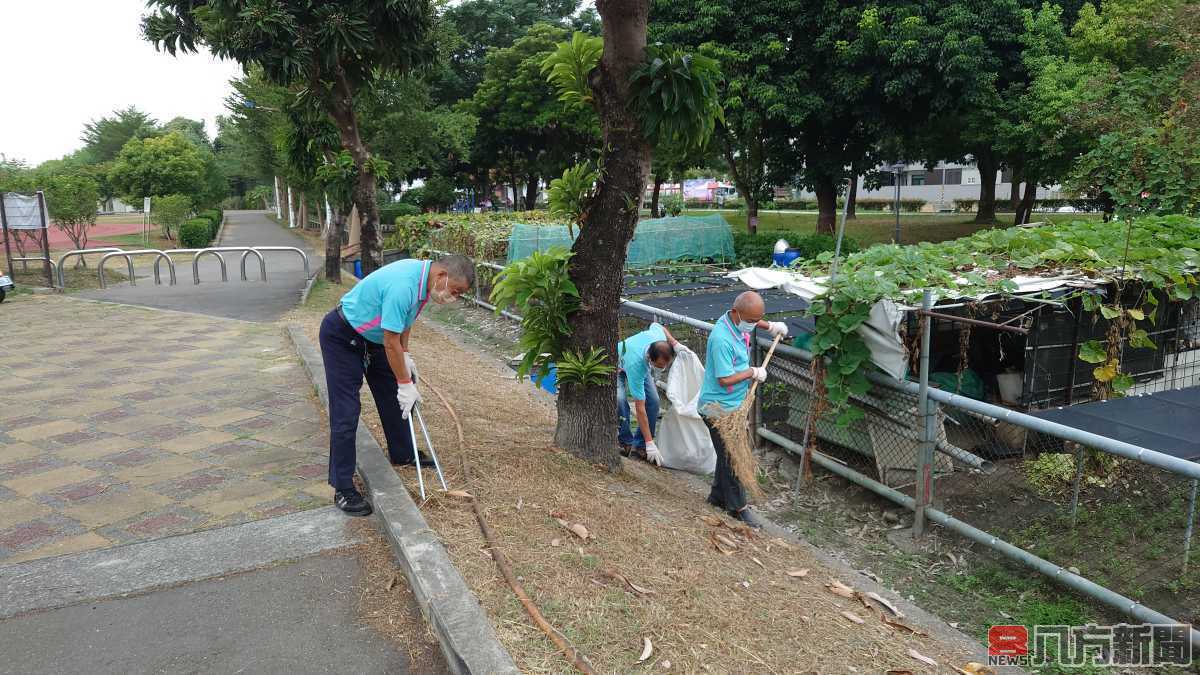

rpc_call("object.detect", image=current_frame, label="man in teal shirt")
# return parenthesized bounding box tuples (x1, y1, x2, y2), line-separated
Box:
(698, 291, 788, 527)
(320, 255, 475, 516)
(617, 323, 682, 464)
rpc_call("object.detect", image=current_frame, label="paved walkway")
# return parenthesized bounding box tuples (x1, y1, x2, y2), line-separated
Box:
(76, 210, 316, 322)
(0, 296, 330, 564)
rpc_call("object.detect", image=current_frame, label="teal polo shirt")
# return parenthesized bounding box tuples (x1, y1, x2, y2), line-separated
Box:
(699, 312, 752, 414)
(618, 324, 666, 400)
(339, 259, 431, 344)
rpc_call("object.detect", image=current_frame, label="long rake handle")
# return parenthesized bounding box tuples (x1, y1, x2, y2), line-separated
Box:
(747, 334, 784, 400)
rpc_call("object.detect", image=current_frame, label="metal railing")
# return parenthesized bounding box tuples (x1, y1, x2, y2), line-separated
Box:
(56, 248, 122, 287)
(248, 246, 310, 278)
(193, 247, 266, 284)
(97, 250, 176, 288)
(431, 248, 1200, 650)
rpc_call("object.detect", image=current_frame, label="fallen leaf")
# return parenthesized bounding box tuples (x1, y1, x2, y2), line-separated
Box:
(700, 515, 723, 527)
(550, 538, 561, 547)
(785, 569, 809, 578)
(627, 579, 656, 595)
(771, 537, 792, 549)
(713, 533, 740, 551)
(881, 617, 927, 636)
(862, 591, 904, 617)
(945, 552, 958, 565)
(710, 533, 736, 555)
(638, 637, 653, 663)
(956, 662, 994, 675)
(751, 557, 765, 569)
(841, 610, 865, 624)
(885, 670, 915, 675)
(908, 648, 938, 667)
(550, 510, 566, 519)
(516, 498, 523, 511)
(827, 580, 855, 598)
(857, 569, 882, 583)
(568, 522, 590, 540)
(385, 574, 397, 591)
(741, 581, 750, 588)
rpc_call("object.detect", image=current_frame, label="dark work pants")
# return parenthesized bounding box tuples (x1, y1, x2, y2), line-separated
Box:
(319, 309, 416, 491)
(703, 416, 747, 513)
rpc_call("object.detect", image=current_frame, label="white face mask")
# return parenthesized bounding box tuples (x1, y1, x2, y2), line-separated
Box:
(737, 320, 756, 334)
(431, 277, 456, 305)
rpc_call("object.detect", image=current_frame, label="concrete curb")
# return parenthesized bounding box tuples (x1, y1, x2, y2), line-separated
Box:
(299, 273, 318, 306)
(285, 325, 519, 675)
(214, 213, 229, 246)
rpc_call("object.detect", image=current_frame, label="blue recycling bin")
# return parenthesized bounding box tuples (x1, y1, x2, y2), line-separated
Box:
(531, 363, 558, 395)
(772, 249, 802, 267)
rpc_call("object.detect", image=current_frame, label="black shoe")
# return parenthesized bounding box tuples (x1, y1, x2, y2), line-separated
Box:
(731, 507, 764, 529)
(334, 488, 372, 516)
(391, 451, 434, 467)
(707, 495, 727, 510)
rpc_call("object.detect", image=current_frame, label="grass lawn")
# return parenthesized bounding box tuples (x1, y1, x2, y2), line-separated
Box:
(98, 232, 177, 250)
(690, 209, 1105, 246)
(95, 214, 144, 225)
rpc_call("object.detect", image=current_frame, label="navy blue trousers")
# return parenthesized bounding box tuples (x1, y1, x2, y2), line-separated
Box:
(319, 308, 415, 491)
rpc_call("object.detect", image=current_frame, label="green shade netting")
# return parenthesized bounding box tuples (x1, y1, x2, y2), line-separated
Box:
(506, 214, 736, 267)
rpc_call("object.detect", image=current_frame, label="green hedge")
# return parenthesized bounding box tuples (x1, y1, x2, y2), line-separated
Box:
(733, 231, 860, 267)
(180, 218, 214, 248)
(199, 209, 222, 239)
(379, 203, 421, 230)
(952, 198, 1105, 213)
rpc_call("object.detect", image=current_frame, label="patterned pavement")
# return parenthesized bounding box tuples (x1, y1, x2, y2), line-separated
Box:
(0, 296, 331, 565)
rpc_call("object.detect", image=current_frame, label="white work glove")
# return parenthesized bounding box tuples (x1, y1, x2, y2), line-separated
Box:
(396, 381, 422, 419)
(749, 366, 769, 383)
(403, 351, 417, 380)
(767, 321, 789, 338)
(645, 440, 663, 466)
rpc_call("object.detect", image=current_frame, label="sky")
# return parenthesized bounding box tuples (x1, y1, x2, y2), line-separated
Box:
(0, 0, 243, 166)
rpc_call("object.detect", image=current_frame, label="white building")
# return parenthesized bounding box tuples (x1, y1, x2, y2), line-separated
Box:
(796, 161, 1067, 212)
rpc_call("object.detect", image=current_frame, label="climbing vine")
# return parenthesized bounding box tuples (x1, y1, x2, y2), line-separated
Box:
(795, 216, 1200, 423)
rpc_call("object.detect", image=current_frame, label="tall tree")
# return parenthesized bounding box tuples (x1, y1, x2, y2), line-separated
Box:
(467, 23, 600, 210)
(107, 131, 207, 205)
(144, 0, 437, 274)
(543, 28, 722, 466)
(80, 107, 159, 163)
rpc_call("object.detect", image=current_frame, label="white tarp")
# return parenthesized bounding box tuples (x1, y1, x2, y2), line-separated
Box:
(2, 193, 47, 230)
(655, 347, 716, 475)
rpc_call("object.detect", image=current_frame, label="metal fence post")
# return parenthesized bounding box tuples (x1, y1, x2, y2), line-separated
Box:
(1185, 479, 1198, 574)
(914, 290, 934, 538)
(1069, 442, 1086, 528)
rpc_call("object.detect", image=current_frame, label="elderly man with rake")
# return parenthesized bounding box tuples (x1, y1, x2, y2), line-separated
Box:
(698, 291, 788, 527)
(320, 254, 476, 516)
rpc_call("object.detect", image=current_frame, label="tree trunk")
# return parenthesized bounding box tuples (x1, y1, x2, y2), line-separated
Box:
(846, 174, 858, 220)
(525, 175, 539, 210)
(330, 69, 382, 274)
(975, 152, 998, 223)
(555, 0, 651, 471)
(650, 174, 663, 217)
(298, 191, 309, 230)
(746, 197, 759, 234)
(278, 182, 290, 224)
(1009, 175, 1021, 212)
(325, 208, 345, 283)
(813, 175, 838, 234)
(1014, 178, 1037, 225)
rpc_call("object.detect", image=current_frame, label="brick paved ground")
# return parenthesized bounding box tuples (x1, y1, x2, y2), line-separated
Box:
(0, 296, 331, 565)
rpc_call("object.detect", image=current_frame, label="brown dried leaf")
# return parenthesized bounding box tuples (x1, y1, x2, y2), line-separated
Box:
(785, 569, 810, 578)
(710, 533, 737, 556)
(827, 580, 855, 598)
(443, 489, 473, 499)
(862, 591, 904, 618)
(840, 610, 865, 625)
(881, 617, 927, 636)
(907, 648, 938, 667)
(699, 515, 724, 527)
(885, 670, 915, 675)
(751, 556, 765, 569)
(638, 637, 653, 663)
(568, 522, 590, 540)
(626, 579, 656, 596)
(549, 509, 566, 519)
(550, 538, 562, 547)
(713, 533, 740, 550)
(956, 663, 994, 675)
(385, 574, 397, 591)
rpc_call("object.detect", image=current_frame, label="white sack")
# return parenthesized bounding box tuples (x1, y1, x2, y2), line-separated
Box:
(655, 348, 716, 475)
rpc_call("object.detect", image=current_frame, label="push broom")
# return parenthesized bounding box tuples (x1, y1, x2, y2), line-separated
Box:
(710, 333, 783, 501)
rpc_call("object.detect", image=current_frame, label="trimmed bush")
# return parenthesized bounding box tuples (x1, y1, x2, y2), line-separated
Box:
(180, 218, 214, 248)
(733, 230, 860, 267)
(379, 202, 420, 228)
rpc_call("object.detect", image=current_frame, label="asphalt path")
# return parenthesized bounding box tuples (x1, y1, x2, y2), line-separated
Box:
(77, 210, 316, 322)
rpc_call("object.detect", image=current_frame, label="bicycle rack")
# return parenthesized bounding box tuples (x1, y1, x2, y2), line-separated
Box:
(98, 250, 176, 288)
(242, 246, 309, 279)
(57, 248, 122, 288)
(193, 247, 266, 284)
